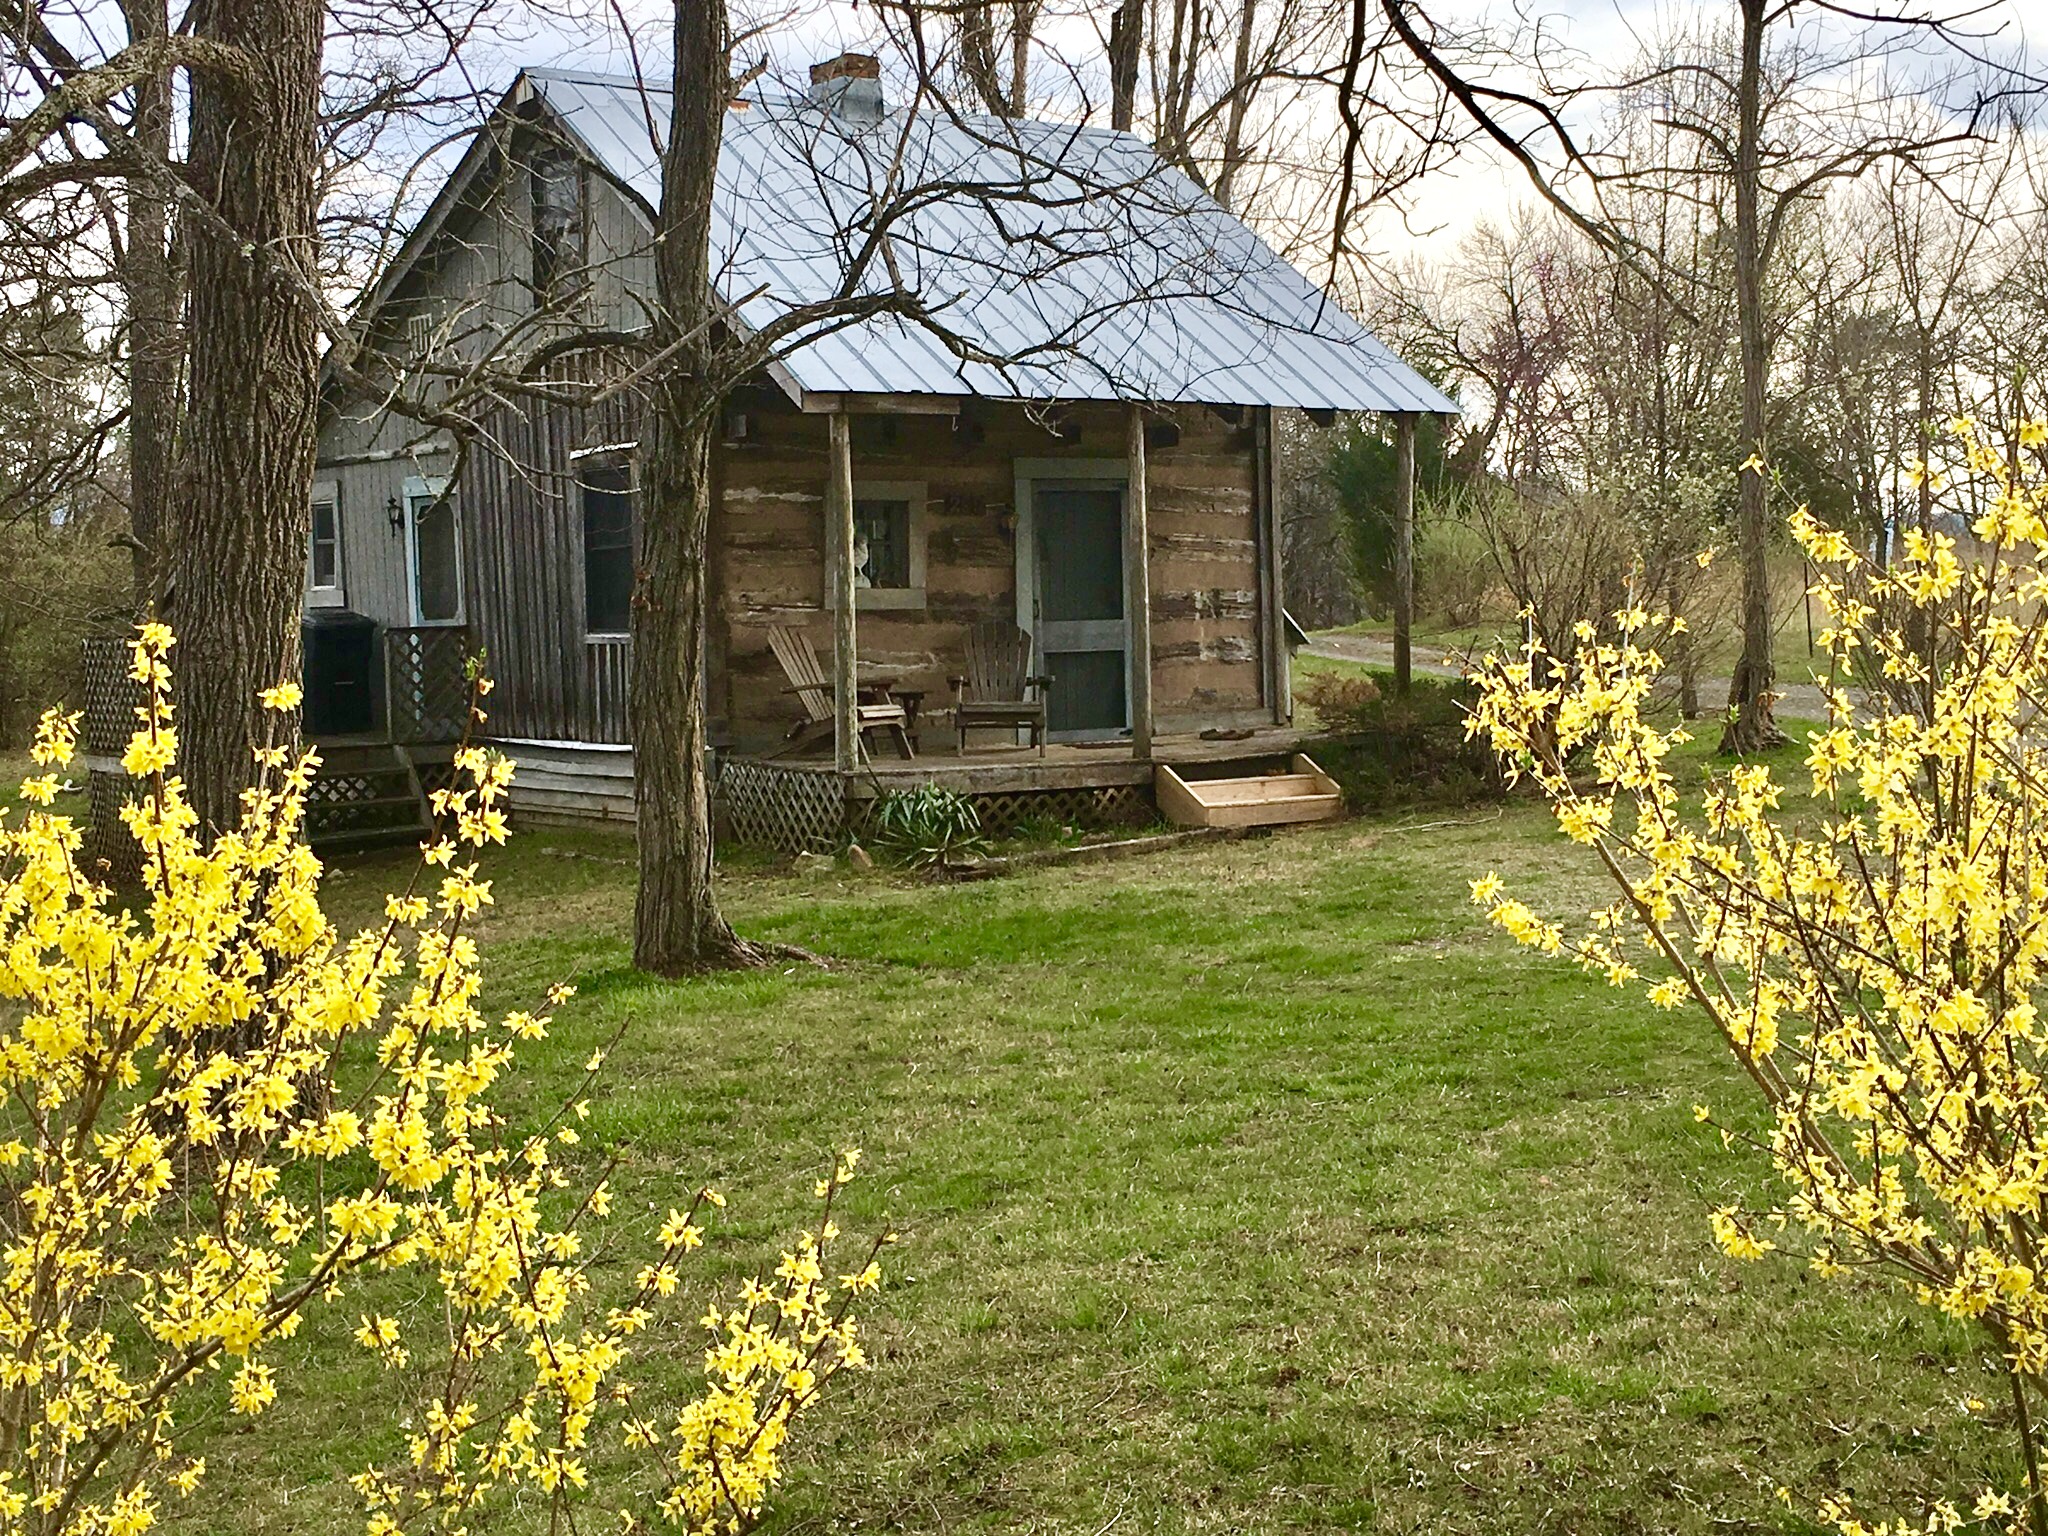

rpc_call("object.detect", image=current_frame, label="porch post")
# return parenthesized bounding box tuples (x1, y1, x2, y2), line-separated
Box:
(1125, 403, 1154, 757)
(828, 410, 859, 770)
(1392, 410, 1417, 697)
(1255, 406, 1287, 724)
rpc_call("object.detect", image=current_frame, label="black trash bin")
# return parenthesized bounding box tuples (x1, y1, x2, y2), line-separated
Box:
(302, 610, 378, 736)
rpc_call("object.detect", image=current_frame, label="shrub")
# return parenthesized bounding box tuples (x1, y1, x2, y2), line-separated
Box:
(868, 783, 988, 869)
(1297, 667, 1499, 813)
(1464, 421, 2048, 1534)
(1415, 515, 1494, 626)
(0, 513, 127, 746)
(0, 626, 882, 1536)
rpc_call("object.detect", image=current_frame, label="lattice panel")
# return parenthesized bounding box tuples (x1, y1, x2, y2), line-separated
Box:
(720, 760, 847, 853)
(84, 770, 143, 880)
(301, 768, 421, 838)
(386, 627, 472, 743)
(970, 784, 1153, 838)
(80, 635, 141, 757)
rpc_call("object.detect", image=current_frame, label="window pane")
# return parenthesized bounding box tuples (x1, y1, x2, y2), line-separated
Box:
(582, 466, 633, 634)
(852, 498, 910, 588)
(412, 496, 461, 622)
(310, 498, 339, 588)
(531, 151, 582, 295)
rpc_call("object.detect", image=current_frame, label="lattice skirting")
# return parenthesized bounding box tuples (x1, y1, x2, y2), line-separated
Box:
(302, 769, 421, 838)
(85, 770, 144, 881)
(80, 635, 141, 757)
(720, 760, 847, 854)
(952, 784, 1153, 839)
(720, 762, 1157, 854)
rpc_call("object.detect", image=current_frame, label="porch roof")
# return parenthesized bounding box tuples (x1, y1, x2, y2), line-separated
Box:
(526, 69, 1459, 418)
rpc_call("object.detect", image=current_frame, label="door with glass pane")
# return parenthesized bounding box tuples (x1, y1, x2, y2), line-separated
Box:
(406, 485, 463, 625)
(1031, 483, 1127, 738)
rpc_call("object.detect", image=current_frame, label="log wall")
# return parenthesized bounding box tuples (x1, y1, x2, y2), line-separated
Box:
(714, 396, 1272, 751)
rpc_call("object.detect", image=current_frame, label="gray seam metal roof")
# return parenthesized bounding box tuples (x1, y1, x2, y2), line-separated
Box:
(527, 68, 1458, 416)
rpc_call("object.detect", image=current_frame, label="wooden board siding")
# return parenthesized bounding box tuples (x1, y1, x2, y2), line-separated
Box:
(314, 163, 658, 743)
(313, 406, 454, 629)
(499, 738, 635, 823)
(713, 398, 1269, 751)
(463, 355, 642, 742)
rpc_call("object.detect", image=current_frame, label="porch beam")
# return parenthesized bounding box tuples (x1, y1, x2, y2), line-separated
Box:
(801, 390, 967, 416)
(1392, 410, 1418, 697)
(828, 410, 859, 770)
(1125, 404, 1154, 758)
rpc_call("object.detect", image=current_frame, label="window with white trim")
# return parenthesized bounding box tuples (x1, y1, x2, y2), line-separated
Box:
(308, 481, 343, 605)
(580, 462, 634, 636)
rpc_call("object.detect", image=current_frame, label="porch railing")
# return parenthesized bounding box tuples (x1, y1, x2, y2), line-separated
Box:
(584, 636, 631, 743)
(385, 625, 472, 744)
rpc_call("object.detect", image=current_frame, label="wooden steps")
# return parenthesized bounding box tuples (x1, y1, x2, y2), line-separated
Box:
(1154, 753, 1343, 829)
(304, 740, 439, 848)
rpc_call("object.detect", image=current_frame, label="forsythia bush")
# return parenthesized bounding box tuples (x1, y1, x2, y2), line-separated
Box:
(0, 626, 881, 1536)
(1465, 422, 2048, 1535)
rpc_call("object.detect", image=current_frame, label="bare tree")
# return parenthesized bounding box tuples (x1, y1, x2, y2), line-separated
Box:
(1352, 0, 2035, 751)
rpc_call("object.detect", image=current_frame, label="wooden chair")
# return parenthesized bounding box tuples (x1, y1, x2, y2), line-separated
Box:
(950, 622, 1053, 755)
(766, 625, 915, 760)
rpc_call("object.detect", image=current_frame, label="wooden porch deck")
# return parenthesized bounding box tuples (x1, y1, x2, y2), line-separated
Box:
(826, 726, 1321, 795)
(718, 726, 1327, 850)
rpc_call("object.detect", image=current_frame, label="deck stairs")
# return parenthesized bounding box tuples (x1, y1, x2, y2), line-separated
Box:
(304, 739, 437, 851)
(1154, 753, 1344, 830)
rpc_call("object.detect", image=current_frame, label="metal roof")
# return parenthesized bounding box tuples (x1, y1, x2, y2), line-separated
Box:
(527, 68, 1458, 415)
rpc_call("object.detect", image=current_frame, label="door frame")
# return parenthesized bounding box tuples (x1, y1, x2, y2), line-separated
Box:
(401, 473, 464, 627)
(1013, 457, 1130, 740)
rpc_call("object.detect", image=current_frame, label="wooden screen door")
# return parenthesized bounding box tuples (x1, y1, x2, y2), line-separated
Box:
(1032, 483, 1128, 738)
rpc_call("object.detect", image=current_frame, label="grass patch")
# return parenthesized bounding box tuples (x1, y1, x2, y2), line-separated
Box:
(125, 742, 2015, 1532)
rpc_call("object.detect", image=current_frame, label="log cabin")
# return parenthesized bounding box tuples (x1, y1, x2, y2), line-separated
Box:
(298, 56, 1458, 848)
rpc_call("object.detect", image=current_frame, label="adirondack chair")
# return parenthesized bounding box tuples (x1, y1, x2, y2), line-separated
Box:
(950, 622, 1053, 755)
(766, 625, 915, 760)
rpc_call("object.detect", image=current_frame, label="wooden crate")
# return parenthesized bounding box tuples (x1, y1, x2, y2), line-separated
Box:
(1154, 753, 1343, 829)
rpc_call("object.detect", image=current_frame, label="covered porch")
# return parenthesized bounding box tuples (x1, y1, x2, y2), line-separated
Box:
(784, 398, 1290, 770)
(719, 723, 1329, 852)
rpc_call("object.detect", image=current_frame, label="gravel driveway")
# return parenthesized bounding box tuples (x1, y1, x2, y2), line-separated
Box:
(1303, 632, 1836, 724)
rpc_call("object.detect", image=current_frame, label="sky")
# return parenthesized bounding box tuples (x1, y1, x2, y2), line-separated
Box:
(25, 0, 2035, 309)
(426, 0, 2040, 279)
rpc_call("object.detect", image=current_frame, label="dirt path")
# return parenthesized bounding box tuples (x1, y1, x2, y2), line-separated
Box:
(1304, 632, 1836, 724)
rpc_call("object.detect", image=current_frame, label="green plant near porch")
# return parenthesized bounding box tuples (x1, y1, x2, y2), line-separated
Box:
(867, 783, 989, 869)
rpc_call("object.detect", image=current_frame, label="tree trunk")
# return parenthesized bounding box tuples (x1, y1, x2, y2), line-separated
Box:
(173, 0, 323, 832)
(1718, 0, 1783, 755)
(122, 0, 178, 612)
(631, 0, 762, 976)
(1392, 411, 1416, 696)
(1211, 0, 1260, 211)
(1108, 0, 1143, 130)
(1007, 1, 1038, 117)
(1910, 345, 1935, 699)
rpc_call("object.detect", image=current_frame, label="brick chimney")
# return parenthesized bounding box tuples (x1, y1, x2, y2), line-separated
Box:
(810, 52, 883, 124)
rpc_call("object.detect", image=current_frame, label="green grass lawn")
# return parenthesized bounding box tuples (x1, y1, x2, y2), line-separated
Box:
(15, 715, 2013, 1533)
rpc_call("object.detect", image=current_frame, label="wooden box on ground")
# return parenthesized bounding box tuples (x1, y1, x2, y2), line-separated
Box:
(1154, 753, 1343, 829)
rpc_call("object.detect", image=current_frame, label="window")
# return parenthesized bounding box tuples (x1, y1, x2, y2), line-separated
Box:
(581, 463, 634, 636)
(405, 477, 463, 625)
(846, 480, 926, 610)
(853, 499, 910, 589)
(308, 482, 342, 605)
(530, 147, 584, 297)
